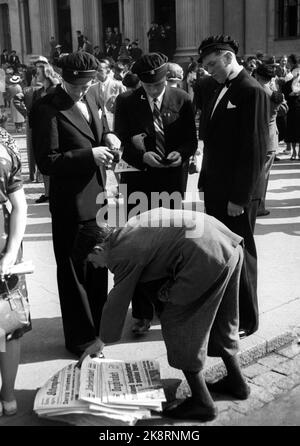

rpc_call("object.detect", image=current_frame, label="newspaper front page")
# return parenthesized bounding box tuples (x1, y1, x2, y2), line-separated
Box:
(34, 357, 166, 424)
(34, 362, 88, 416)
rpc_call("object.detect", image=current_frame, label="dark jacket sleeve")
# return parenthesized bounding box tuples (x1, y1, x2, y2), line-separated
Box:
(168, 95, 198, 162)
(114, 93, 147, 170)
(230, 86, 269, 206)
(100, 261, 144, 343)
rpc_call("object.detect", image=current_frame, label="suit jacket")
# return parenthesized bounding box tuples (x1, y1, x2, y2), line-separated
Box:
(262, 84, 288, 153)
(114, 86, 197, 196)
(198, 69, 270, 207)
(99, 208, 243, 343)
(31, 85, 108, 222)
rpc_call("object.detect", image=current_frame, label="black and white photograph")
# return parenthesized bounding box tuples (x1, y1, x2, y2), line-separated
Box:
(0, 0, 299, 432)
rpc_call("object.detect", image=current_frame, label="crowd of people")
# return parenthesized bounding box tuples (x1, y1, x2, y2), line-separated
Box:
(0, 32, 299, 423)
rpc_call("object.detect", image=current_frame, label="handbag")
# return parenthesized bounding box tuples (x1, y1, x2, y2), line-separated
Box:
(0, 278, 30, 336)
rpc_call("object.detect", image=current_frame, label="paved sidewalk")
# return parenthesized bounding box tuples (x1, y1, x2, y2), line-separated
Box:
(0, 135, 299, 426)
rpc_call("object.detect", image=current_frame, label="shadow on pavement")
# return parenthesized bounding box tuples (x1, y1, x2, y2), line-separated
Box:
(0, 389, 64, 427)
(20, 317, 76, 364)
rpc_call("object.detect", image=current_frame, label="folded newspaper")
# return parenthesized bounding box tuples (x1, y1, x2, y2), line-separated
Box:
(34, 357, 166, 426)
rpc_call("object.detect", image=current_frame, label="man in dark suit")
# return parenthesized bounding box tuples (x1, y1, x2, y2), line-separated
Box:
(198, 35, 270, 336)
(114, 52, 198, 335)
(31, 52, 120, 356)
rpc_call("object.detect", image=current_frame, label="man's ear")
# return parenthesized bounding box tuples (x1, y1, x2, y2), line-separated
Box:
(224, 52, 234, 66)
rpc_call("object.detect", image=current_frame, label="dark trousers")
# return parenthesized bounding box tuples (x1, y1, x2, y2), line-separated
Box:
(51, 214, 108, 351)
(205, 200, 260, 335)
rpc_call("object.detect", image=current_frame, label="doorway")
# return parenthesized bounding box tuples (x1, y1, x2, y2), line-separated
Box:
(154, 0, 176, 28)
(55, 0, 72, 52)
(153, 0, 176, 59)
(102, 0, 120, 33)
(0, 4, 11, 52)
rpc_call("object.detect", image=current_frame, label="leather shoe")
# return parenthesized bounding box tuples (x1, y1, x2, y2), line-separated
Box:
(35, 194, 49, 204)
(257, 210, 270, 217)
(132, 319, 151, 335)
(163, 398, 218, 422)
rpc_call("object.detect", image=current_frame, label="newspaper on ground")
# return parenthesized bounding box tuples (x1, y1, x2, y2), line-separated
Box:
(34, 357, 166, 426)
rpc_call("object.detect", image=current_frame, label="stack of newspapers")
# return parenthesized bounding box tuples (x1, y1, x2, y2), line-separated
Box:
(34, 357, 166, 426)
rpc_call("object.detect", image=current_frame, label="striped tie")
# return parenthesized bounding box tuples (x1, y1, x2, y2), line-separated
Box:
(153, 98, 166, 158)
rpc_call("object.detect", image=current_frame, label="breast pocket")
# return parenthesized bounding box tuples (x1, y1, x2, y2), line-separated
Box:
(162, 110, 180, 125)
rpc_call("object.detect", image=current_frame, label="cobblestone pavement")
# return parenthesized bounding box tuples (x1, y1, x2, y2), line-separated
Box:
(133, 340, 300, 427)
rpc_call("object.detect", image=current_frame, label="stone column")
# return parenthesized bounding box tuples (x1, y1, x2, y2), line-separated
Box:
(175, 0, 209, 63)
(82, 0, 101, 48)
(70, 0, 84, 51)
(48, 0, 57, 41)
(123, 0, 135, 42)
(131, 0, 152, 52)
(4, 0, 22, 56)
(39, 0, 54, 58)
(29, 0, 42, 54)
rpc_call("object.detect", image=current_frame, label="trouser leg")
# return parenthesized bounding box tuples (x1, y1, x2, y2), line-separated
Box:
(51, 215, 99, 350)
(206, 201, 259, 335)
(160, 247, 242, 372)
(208, 245, 243, 358)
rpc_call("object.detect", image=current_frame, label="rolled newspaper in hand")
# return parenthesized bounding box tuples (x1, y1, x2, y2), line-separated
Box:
(9, 261, 34, 275)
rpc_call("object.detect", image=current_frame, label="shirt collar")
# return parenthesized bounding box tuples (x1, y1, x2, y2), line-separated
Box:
(147, 87, 166, 109)
(228, 65, 243, 82)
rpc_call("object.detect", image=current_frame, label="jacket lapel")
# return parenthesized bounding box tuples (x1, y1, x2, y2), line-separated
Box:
(55, 86, 95, 141)
(60, 105, 95, 141)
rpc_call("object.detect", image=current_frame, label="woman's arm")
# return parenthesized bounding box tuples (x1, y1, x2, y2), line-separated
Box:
(0, 188, 27, 278)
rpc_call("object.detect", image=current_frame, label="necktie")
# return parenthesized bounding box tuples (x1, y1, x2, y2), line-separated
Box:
(153, 98, 166, 158)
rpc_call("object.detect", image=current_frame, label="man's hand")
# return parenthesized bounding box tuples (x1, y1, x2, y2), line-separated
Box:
(77, 338, 105, 368)
(227, 201, 245, 217)
(103, 133, 121, 150)
(132, 133, 147, 151)
(167, 151, 182, 167)
(143, 151, 165, 168)
(92, 146, 114, 168)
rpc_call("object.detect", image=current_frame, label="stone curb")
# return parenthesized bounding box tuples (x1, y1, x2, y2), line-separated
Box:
(204, 329, 299, 382)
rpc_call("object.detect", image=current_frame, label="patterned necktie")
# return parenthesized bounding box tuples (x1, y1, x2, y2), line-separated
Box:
(153, 98, 166, 158)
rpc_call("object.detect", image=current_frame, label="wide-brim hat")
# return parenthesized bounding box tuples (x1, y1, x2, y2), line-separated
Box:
(34, 55, 49, 65)
(132, 52, 168, 83)
(10, 75, 21, 83)
(166, 63, 184, 82)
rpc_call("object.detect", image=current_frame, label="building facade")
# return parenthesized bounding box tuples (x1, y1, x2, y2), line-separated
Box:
(1, 0, 300, 63)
